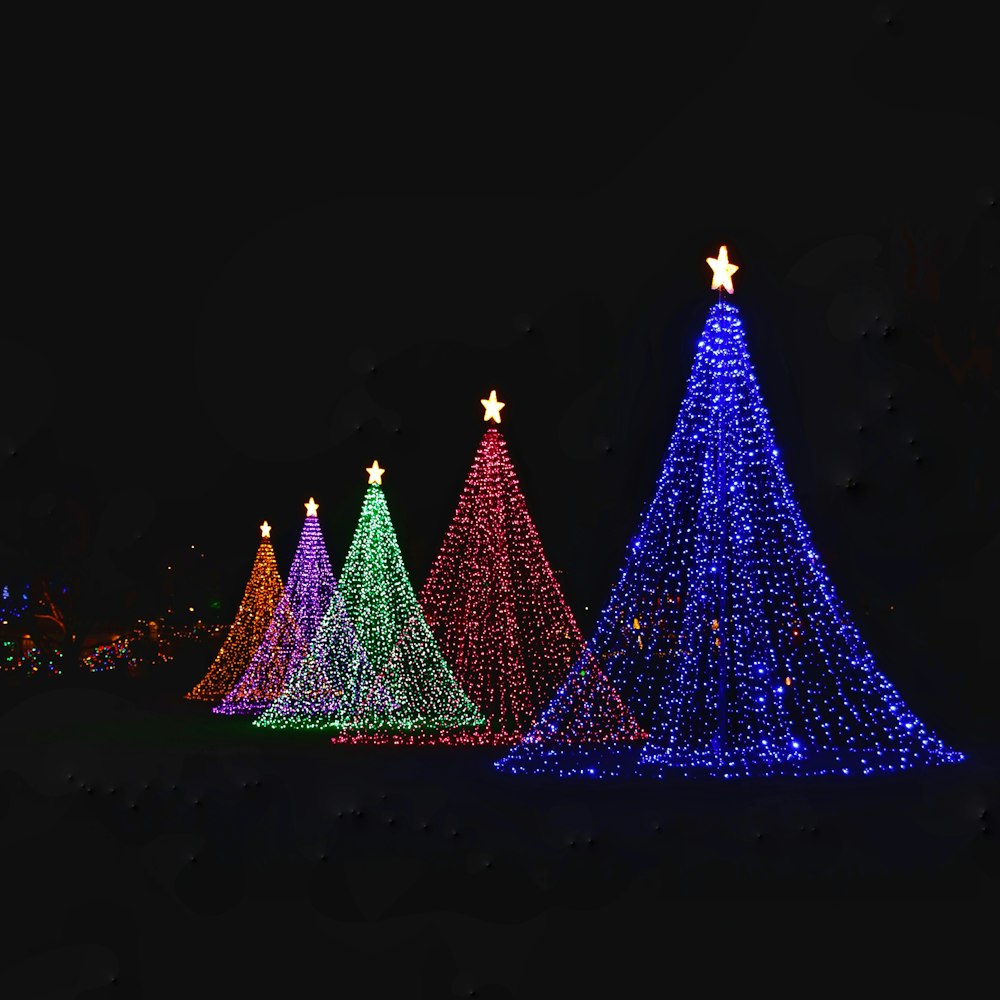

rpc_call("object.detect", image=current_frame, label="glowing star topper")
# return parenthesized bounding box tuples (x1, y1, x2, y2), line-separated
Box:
(260, 520, 271, 538)
(305, 497, 319, 517)
(366, 460, 385, 486)
(481, 389, 505, 424)
(707, 244, 739, 294)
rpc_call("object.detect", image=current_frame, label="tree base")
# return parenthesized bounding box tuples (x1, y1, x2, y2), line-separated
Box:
(636, 743, 966, 778)
(328, 726, 530, 746)
(211, 700, 272, 717)
(494, 742, 645, 778)
(494, 742, 966, 779)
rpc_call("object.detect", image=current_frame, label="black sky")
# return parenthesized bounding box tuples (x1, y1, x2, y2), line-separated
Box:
(3, 5, 997, 741)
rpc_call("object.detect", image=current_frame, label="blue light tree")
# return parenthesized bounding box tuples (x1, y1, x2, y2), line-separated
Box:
(497, 247, 965, 778)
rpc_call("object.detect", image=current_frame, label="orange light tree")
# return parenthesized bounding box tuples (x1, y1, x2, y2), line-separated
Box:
(185, 521, 285, 703)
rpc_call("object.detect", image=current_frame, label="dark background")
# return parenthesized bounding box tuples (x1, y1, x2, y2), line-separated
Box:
(2, 4, 997, 997)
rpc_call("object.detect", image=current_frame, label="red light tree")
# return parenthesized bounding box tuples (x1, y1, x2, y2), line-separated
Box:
(415, 391, 645, 745)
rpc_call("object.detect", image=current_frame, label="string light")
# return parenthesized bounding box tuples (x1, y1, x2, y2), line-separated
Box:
(328, 465, 484, 742)
(186, 523, 285, 702)
(412, 404, 643, 746)
(497, 249, 964, 779)
(214, 500, 336, 717)
(84, 632, 170, 675)
(18, 646, 64, 677)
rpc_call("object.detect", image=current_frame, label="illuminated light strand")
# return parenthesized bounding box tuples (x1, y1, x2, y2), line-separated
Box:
(186, 527, 285, 702)
(397, 422, 644, 747)
(327, 473, 484, 742)
(214, 503, 336, 717)
(18, 646, 64, 676)
(0, 582, 29, 621)
(81, 640, 129, 674)
(83, 634, 166, 674)
(498, 293, 965, 778)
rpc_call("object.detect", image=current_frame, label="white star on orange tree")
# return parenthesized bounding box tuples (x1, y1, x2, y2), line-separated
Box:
(260, 520, 271, 538)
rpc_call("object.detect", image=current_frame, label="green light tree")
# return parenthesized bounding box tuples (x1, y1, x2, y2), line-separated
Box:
(327, 461, 484, 740)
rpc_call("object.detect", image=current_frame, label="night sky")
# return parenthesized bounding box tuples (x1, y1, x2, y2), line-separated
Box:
(3, 6, 997, 745)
